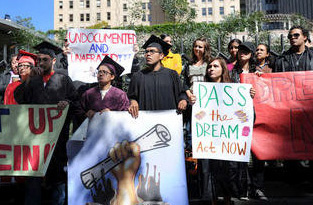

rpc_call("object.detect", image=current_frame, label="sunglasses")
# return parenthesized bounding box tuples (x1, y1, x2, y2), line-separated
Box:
(287, 33, 300, 39)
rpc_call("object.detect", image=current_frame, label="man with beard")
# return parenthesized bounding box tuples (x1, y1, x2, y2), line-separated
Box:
(275, 25, 313, 72)
(127, 35, 187, 118)
(14, 41, 79, 205)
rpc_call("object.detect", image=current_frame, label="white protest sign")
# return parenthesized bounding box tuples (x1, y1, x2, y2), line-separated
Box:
(67, 28, 136, 83)
(67, 110, 188, 205)
(192, 82, 254, 162)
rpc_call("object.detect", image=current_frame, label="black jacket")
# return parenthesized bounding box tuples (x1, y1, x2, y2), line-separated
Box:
(0, 68, 12, 103)
(274, 46, 313, 72)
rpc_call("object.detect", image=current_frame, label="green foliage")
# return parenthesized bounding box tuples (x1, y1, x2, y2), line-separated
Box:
(128, 1, 145, 25)
(87, 21, 109, 29)
(158, 0, 196, 23)
(14, 16, 35, 30)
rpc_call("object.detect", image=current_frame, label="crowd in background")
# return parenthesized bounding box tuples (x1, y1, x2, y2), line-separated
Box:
(0, 25, 312, 204)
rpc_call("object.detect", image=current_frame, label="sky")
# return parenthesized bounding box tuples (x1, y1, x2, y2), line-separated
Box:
(1, 0, 54, 32)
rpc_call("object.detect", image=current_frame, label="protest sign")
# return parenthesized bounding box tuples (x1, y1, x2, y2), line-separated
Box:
(241, 71, 313, 160)
(192, 82, 254, 162)
(67, 28, 136, 83)
(67, 110, 188, 205)
(0, 105, 68, 176)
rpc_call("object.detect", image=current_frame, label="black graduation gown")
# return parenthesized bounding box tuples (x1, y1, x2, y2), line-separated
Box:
(127, 67, 187, 110)
(14, 73, 79, 184)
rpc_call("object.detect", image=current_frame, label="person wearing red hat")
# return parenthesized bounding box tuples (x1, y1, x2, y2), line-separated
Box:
(3, 50, 36, 105)
(14, 41, 79, 205)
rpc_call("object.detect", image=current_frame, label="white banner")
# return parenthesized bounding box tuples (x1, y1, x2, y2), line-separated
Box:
(67, 28, 136, 83)
(67, 110, 188, 205)
(192, 82, 254, 162)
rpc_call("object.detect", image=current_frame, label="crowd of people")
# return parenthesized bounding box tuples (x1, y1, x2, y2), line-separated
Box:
(0, 25, 312, 204)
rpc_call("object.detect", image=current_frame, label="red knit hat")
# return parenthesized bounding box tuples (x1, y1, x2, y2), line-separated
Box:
(17, 50, 37, 66)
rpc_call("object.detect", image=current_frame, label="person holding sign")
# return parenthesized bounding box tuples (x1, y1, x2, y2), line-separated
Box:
(127, 35, 187, 118)
(14, 41, 79, 205)
(80, 56, 130, 119)
(189, 57, 252, 204)
(230, 42, 256, 98)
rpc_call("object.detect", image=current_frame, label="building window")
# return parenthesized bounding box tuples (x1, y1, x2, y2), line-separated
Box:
(230, 6, 235, 14)
(202, 0, 205, 2)
(59, 1, 63, 9)
(219, 0, 223, 1)
(190, 0, 195, 2)
(142, 14, 146, 22)
(142, 3, 146, 9)
(86, 0, 90, 8)
(107, 12, 111, 20)
(107, 0, 111, 7)
(208, 0, 212, 2)
(69, 1, 73, 8)
(97, 13, 101, 21)
(59, 14, 63, 22)
(202, 8, 207, 16)
(123, 4, 127, 11)
(96, 0, 101, 7)
(148, 2, 151, 9)
(219, 7, 224, 15)
(123, 15, 127, 22)
(208, 7, 213, 15)
(69, 14, 73, 22)
(80, 0, 84, 8)
(148, 14, 152, 22)
(80, 13, 84, 21)
(86, 13, 90, 21)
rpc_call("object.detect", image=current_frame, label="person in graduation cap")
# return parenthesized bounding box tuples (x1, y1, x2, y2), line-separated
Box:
(14, 41, 79, 205)
(79, 56, 130, 119)
(4, 50, 37, 105)
(127, 35, 187, 118)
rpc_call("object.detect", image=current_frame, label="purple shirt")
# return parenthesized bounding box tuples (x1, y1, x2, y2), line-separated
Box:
(80, 86, 130, 113)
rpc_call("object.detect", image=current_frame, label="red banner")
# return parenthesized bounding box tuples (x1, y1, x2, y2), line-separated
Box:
(241, 71, 313, 160)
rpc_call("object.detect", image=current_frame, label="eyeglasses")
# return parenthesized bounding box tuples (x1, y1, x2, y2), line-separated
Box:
(287, 33, 300, 39)
(98, 70, 112, 75)
(144, 49, 161, 55)
(18, 64, 32, 69)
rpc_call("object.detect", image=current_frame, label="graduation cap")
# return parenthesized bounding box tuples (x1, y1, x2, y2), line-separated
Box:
(34, 41, 63, 58)
(97, 56, 125, 77)
(142, 35, 172, 56)
(17, 50, 37, 66)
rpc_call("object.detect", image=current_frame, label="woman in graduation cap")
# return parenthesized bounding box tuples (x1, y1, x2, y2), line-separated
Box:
(80, 56, 130, 119)
(4, 50, 37, 105)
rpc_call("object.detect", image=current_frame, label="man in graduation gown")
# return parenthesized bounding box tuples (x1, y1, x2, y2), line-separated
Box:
(128, 35, 187, 118)
(14, 41, 79, 205)
(79, 56, 129, 120)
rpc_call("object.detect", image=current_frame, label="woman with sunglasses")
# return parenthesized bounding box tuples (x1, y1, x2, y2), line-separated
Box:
(80, 56, 129, 119)
(227, 39, 242, 71)
(4, 50, 37, 105)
